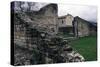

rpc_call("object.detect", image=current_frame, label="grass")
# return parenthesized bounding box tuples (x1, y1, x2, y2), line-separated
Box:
(69, 36, 97, 61)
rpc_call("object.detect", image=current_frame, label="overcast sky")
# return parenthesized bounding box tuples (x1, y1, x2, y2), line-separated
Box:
(14, 1, 97, 22)
(32, 3, 97, 22)
(58, 4, 97, 22)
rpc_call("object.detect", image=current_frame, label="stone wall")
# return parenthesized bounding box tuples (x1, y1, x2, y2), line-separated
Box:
(30, 4, 58, 35)
(14, 3, 58, 48)
(73, 16, 90, 37)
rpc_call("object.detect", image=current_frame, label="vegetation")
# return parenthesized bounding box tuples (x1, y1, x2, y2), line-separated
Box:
(69, 36, 97, 61)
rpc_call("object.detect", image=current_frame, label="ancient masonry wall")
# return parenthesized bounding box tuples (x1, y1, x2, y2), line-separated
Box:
(73, 17, 90, 37)
(12, 3, 84, 65)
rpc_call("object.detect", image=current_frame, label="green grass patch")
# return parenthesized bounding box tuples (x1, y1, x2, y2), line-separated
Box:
(70, 36, 97, 61)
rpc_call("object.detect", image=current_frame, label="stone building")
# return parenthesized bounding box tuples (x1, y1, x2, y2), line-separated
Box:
(58, 14, 94, 37)
(73, 16, 90, 37)
(58, 14, 74, 35)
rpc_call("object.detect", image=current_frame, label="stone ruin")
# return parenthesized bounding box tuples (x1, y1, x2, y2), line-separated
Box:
(14, 30, 85, 65)
(12, 2, 85, 66)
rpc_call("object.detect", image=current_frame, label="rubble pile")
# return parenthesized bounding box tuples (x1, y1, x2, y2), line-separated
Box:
(14, 28, 84, 65)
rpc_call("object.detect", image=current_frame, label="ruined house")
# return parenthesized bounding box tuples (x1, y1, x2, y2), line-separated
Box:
(58, 14, 96, 37)
(73, 16, 90, 37)
(58, 14, 74, 35)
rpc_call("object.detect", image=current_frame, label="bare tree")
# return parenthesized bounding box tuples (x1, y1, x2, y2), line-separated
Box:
(14, 1, 25, 12)
(14, 1, 38, 12)
(27, 2, 36, 11)
(20, 2, 25, 12)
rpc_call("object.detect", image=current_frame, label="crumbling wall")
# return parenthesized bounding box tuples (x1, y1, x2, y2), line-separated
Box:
(28, 4, 58, 35)
(14, 3, 58, 49)
(73, 16, 90, 37)
(12, 2, 85, 66)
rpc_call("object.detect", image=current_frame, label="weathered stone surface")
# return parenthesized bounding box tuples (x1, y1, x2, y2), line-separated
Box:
(13, 2, 85, 66)
(73, 16, 90, 37)
(14, 34, 84, 65)
(58, 14, 74, 35)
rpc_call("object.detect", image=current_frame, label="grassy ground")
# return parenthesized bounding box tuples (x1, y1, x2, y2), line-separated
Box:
(69, 36, 97, 61)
